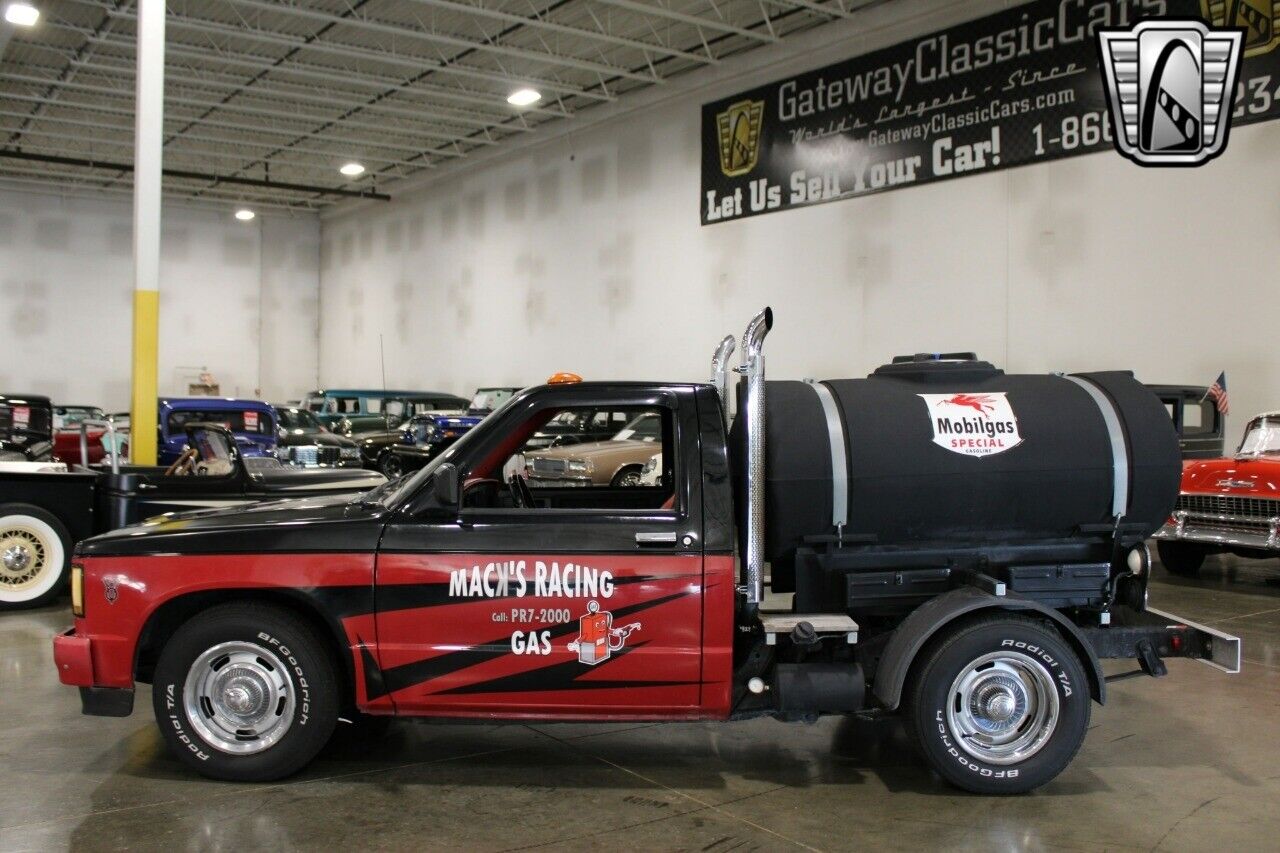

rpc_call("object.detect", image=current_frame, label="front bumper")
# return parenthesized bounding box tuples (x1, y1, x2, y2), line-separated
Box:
(53, 628, 135, 717)
(1152, 509, 1280, 551)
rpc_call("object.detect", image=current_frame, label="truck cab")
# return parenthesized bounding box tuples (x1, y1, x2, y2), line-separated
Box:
(53, 311, 1239, 794)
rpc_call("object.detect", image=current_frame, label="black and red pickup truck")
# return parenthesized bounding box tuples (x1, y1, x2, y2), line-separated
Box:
(53, 310, 1239, 794)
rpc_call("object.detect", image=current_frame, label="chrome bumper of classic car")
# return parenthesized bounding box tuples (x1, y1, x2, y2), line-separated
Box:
(1152, 509, 1280, 551)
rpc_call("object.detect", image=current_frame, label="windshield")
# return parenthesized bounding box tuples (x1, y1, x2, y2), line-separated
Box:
(611, 412, 661, 442)
(374, 415, 490, 508)
(277, 408, 320, 430)
(470, 388, 516, 411)
(0, 402, 52, 438)
(54, 407, 105, 428)
(1238, 418, 1280, 456)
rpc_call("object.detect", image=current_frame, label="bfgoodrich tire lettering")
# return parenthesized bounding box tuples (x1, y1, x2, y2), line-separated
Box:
(152, 603, 338, 782)
(904, 615, 1090, 795)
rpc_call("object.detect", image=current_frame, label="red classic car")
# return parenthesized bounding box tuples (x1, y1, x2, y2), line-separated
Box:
(51, 405, 109, 465)
(1153, 411, 1280, 576)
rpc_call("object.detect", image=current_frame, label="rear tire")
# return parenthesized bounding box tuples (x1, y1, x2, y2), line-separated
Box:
(1157, 541, 1206, 577)
(0, 503, 72, 609)
(904, 615, 1090, 795)
(152, 603, 338, 782)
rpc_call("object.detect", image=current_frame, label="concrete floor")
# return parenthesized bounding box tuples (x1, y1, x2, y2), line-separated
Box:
(1, 560, 1277, 852)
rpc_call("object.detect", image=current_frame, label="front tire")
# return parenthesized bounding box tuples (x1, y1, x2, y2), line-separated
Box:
(904, 615, 1090, 794)
(0, 503, 72, 609)
(611, 466, 643, 488)
(1157, 541, 1206, 577)
(152, 603, 338, 782)
(378, 451, 403, 479)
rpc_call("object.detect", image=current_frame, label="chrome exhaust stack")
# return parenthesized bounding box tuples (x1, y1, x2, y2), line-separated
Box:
(740, 307, 773, 607)
(709, 335, 736, 427)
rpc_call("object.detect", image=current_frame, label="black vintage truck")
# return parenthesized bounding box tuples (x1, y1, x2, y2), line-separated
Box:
(1, 423, 383, 609)
(55, 311, 1239, 793)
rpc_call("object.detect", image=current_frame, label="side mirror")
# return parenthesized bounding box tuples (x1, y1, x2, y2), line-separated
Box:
(433, 462, 460, 506)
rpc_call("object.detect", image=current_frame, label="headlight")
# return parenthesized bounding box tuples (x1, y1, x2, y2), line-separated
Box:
(340, 446, 360, 459)
(641, 456, 658, 475)
(70, 564, 84, 617)
(275, 446, 290, 460)
(565, 459, 592, 474)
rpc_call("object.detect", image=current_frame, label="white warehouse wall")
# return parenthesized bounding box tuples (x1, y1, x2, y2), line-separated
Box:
(307, 0, 1275, 433)
(0, 187, 320, 410)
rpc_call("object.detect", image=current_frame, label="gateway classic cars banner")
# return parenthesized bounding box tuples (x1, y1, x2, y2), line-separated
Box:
(701, 0, 1280, 224)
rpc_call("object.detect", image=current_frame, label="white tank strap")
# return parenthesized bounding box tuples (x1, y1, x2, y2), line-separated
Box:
(1061, 374, 1130, 518)
(806, 380, 849, 529)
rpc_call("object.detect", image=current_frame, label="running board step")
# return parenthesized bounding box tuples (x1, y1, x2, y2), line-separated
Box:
(760, 613, 858, 645)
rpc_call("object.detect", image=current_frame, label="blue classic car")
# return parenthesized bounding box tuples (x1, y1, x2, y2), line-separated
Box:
(157, 398, 276, 465)
(374, 410, 484, 478)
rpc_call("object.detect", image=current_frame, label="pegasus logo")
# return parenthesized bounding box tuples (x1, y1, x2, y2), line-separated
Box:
(941, 394, 997, 417)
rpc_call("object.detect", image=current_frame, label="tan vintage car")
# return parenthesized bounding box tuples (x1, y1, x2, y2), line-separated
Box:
(524, 411, 662, 487)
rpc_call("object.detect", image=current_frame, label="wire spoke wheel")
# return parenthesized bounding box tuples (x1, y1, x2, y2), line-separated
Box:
(183, 641, 296, 755)
(945, 650, 1060, 766)
(0, 527, 46, 591)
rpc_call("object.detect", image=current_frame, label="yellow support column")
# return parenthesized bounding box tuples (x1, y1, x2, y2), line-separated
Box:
(128, 0, 165, 465)
(129, 291, 159, 464)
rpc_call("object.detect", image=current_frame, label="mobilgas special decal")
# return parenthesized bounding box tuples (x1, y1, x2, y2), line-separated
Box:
(700, 0, 1280, 223)
(919, 393, 1024, 457)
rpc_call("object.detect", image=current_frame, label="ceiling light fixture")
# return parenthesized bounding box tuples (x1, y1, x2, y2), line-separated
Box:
(234, 208, 255, 221)
(507, 88, 541, 107)
(4, 3, 40, 26)
(339, 162, 365, 177)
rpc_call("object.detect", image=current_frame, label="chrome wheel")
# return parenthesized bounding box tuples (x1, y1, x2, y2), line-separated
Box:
(945, 650, 1059, 766)
(183, 641, 295, 755)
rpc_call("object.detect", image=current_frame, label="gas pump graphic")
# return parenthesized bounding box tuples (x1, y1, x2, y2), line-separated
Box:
(567, 600, 641, 665)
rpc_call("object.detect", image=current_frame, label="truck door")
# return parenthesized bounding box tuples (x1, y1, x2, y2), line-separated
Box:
(372, 387, 705, 717)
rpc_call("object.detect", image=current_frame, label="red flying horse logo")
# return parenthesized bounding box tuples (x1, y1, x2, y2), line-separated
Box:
(941, 394, 997, 416)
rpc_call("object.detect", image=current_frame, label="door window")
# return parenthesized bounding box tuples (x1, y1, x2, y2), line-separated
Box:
(463, 405, 676, 513)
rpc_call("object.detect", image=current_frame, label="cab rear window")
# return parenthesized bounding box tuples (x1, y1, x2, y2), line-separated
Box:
(167, 409, 274, 435)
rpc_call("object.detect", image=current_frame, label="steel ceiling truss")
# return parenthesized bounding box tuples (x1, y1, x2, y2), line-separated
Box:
(1, 0, 867, 208)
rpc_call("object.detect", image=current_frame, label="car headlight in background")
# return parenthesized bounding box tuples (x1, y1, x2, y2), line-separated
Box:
(70, 564, 85, 617)
(641, 455, 658, 476)
(339, 446, 360, 459)
(275, 446, 291, 460)
(565, 459, 592, 474)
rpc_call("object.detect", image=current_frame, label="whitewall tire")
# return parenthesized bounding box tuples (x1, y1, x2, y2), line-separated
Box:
(0, 505, 72, 608)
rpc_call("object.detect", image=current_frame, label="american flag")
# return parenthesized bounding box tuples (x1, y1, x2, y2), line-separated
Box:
(1204, 372, 1229, 415)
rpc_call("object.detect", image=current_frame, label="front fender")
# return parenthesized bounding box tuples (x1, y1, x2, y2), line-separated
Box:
(871, 587, 1105, 711)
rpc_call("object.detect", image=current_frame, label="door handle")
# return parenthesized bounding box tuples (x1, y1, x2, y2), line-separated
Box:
(635, 531, 678, 547)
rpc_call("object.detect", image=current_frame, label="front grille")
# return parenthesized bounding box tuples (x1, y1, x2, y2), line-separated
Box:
(286, 445, 341, 466)
(1190, 518, 1271, 536)
(529, 457, 566, 476)
(1177, 494, 1280, 520)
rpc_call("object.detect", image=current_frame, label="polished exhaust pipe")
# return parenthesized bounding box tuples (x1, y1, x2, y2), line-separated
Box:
(741, 307, 773, 607)
(710, 334, 736, 427)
